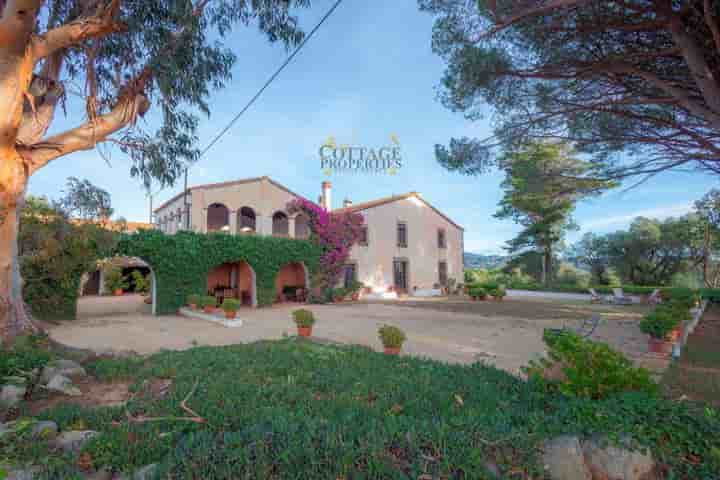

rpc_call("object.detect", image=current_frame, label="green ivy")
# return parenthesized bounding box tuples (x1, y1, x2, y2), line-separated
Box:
(115, 230, 322, 314)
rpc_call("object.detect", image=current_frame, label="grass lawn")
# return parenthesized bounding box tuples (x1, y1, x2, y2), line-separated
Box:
(663, 304, 720, 407)
(5, 339, 720, 479)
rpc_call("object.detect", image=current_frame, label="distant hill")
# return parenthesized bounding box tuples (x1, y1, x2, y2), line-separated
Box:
(464, 252, 507, 270)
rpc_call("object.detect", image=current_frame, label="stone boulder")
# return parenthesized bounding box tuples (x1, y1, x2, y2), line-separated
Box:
(45, 374, 82, 396)
(582, 436, 655, 480)
(0, 385, 26, 408)
(40, 359, 86, 383)
(51, 430, 98, 453)
(541, 435, 592, 480)
(31, 421, 58, 439)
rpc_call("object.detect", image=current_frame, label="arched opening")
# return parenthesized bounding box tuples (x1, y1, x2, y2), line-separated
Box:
(207, 203, 230, 233)
(275, 262, 308, 303)
(237, 206, 257, 234)
(272, 211, 289, 237)
(77, 256, 155, 319)
(207, 261, 257, 308)
(294, 213, 310, 239)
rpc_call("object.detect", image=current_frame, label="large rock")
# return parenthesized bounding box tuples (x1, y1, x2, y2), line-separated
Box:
(52, 430, 98, 453)
(45, 374, 82, 396)
(541, 435, 592, 480)
(41, 359, 86, 383)
(0, 385, 26, 407)
(582, 436, 655, 480)
(31, 421, 58, 439)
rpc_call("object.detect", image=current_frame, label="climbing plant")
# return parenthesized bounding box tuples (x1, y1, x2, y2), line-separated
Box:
(286, 198, 364, 292)
(116, 230, 322, 314)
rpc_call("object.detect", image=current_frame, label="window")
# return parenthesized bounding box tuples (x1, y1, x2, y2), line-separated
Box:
(238, 207, 256, 234)
(438, 229, 446, 249)
(438, 261, 448, 286)
(272, 211, 289, 237)
(359, 226, 368, 246)
(177, 208, 183, 229)
(397, 222, 407, 248)
(343, 264, 357, 288)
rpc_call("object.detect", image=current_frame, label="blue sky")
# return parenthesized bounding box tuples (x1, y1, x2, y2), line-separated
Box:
(28, 1, 718, 254)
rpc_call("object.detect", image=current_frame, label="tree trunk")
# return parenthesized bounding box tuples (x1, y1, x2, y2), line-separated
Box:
(543, 246, 552, 287)
(0, 150, 35, 344)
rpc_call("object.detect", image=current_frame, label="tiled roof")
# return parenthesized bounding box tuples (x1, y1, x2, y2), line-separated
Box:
(154, 176, 307, 213)
(334, 192, 463, 230)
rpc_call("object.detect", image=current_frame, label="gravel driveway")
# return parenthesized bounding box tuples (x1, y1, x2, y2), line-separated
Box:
(49, 295, 652, 375)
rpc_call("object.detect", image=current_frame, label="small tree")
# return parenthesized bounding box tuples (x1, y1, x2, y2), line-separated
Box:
(56, 177, 114, 222)
(569, 233, 612, 285)
(494, 143, 613, 286)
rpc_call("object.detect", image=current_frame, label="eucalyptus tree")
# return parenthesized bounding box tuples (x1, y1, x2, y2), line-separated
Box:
(56, 176, 114, 221)
(0, 0, 308, 340)
(420, 1, 720, 179)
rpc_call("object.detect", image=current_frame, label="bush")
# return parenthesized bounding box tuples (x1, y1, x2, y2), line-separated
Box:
(131, 270, 150, 294)
(467, 285, 487, 299)
(378, 325, 406, 348)
(200, 296, 217, 308)
(221, 298, 240, 312)
(0, 334, 53, 386)
(187, 294, 200, 306)
(640, 309, 680, 339)
(488, 286, 507, 299)
(525, 330, 657, 399)
(292, 309, 315, 327)
(104, 267, 128, 292)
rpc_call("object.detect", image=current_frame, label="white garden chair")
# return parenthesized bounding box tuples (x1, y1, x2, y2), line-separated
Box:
(588, 288, 603, 303)
(611, 288, 633, 305)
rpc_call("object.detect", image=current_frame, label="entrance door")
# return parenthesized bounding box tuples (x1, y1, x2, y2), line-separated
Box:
(393, 259, 409, 293)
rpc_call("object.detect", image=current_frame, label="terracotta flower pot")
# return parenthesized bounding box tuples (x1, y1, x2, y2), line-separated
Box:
(225, 310, 237, 319)
(648, 337, 673, 357)
(352, 292, 360, 301)
(114, 289, 124, 296)
(203, 306, 216, 314)
(189, 303, 197, 310)
(384, 346, 401, 355)
(667, 327, 682, 342)
(297, 326, 312, 337)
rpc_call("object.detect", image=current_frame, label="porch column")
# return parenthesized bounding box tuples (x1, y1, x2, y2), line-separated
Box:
(229, 210, 238, 235)
(288, 217, 296, 238)
(258, 214, 272, 236)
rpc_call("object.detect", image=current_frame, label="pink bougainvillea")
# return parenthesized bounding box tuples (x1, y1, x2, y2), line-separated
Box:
(287, 198, 364, 290)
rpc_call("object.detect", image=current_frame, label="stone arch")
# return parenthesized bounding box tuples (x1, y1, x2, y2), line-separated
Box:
(207, 260, 258, 308)
(237, 206, 257, 234)
(274, 261, 309, 302)
(207, 203, 230, 232)
(272, 211, 289, 237)
(294, 213, 310, 239)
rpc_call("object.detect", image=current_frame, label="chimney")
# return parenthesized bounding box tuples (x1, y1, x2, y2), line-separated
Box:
(321, 181, 332, 210)
(343, 198, 353, 208)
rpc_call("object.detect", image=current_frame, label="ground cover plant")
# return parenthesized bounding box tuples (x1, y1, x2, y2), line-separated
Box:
(2, 340, 718, 478)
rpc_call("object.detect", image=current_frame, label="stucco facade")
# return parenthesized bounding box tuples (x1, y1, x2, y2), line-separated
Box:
(339, 194, 464, 293)
(154, 176, 464, 297)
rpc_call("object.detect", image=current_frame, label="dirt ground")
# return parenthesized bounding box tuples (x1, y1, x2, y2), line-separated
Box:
(49, 294, 653, 375)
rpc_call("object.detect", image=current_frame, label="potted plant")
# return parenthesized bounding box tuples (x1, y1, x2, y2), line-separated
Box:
(378, 324, 406, 355)
(489, 286, 507, 301)
(187, 294, 200, 310)
(347, 281, 365, 301)
(201, 295, 217, 314)
(468, 286, 486, 301)
(104, 267, 128, 296)
(292, 309, 316, 337)
(221, 298, 240, 319)
(640, 308, 681, 356)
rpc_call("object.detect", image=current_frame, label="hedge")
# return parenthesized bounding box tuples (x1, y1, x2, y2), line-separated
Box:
(116, 230, 322, 314)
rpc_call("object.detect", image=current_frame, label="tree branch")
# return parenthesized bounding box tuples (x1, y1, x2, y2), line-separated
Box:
(704, 0, 720, 54)
(30, 0, 124, 60)
(19, 93, 149, 174)
(0, 0, 42, 45)
(16, 51, 64, 145)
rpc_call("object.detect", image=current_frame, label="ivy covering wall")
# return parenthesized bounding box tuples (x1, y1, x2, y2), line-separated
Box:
(116, 230, 322, 314)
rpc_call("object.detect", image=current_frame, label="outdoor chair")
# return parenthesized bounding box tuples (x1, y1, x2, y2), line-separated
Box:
(546, 313, 602, 340)
(588, 288, 603, 303)
(646, 289, 662, 305)
(610, 288, 633, 305)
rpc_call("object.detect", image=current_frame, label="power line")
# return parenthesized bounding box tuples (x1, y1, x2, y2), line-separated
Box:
(149, 0, 345, 203)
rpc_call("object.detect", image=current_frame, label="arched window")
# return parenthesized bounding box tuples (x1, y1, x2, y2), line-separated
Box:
(207, 203, 230, 233)
(238, 207, 256, 234)
(294, 213, 310, 239)
(272, 211, 289, 237)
